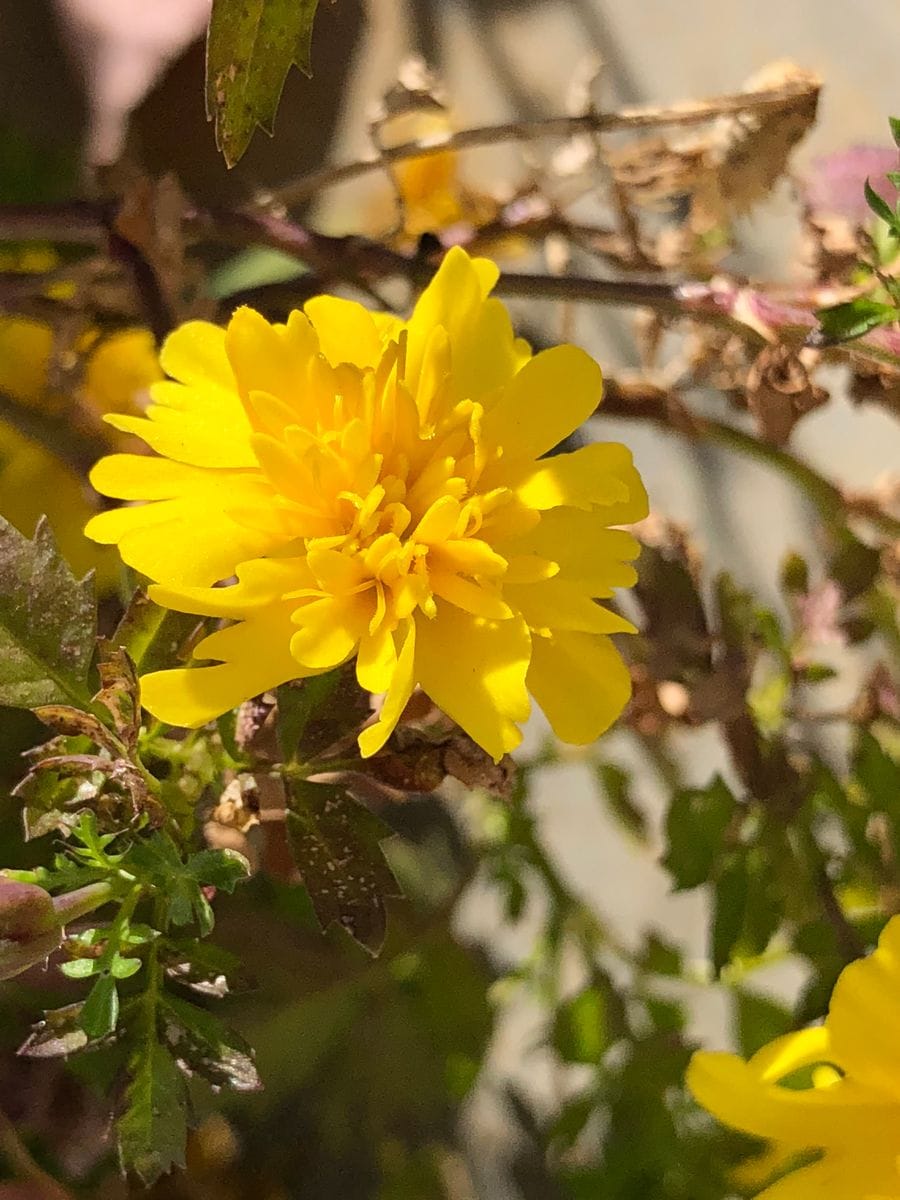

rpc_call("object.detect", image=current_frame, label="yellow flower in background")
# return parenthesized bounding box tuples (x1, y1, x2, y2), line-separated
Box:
(384, 107, 467, 240)
(0, 309, 160, 582)
(688, 915, 900, 1198)
(87, 248, 646, 759)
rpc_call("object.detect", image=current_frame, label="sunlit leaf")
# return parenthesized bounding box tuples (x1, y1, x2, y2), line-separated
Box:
(206, 0, 322, 167)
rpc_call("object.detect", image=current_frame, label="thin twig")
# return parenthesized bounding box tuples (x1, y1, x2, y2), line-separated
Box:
(266, 79, 820, 209)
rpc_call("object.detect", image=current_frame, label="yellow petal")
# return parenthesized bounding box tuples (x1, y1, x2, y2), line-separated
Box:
(510, 442, 648, 518)
(414, 602, 530, 762)
(149, 557, 312, 618)
(686, 1050, 897, 1149)
(356, 622, 399, 694)
(290, 595, 371, 670)
(750, 1027, 833, 1082)
(526, 630, 630, 744)
(429, 570, 512, 620)
(828, 914, 900, 1103)
(480, 345, 602, 468)
(224, 307, 317, 414)
(84, 329, 161, 415)
(507, 579, 636, 635)
(303, 295, 383, 369)
(358, 620, 417, 757)
(159, 321, 233, 389)
(404, 246, 523, 406)
(85, 476, 286, 587)
(105, 384, 257, 469)
(501, 508, 640, 595)
(140, 602, 304, 727)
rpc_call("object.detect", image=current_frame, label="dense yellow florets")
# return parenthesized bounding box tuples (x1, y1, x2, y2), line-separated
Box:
(87, 248, 647, 759)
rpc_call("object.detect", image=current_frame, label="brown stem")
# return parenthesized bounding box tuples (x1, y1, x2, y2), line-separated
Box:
(266, 78, 820, 209)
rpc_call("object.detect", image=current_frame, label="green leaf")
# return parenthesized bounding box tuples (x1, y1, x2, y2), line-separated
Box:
(18, 1003, 89, 1059)
(117, 1042, 187, 1184)
(60, 957, 101, 980)
(889, 116, 900, 148)
(829, 531, 881, 601)
(595, 762, 646, 840)
(854, 730, 900, 810)
(711, 854, 748, 974)
(162, 995, 261, 1092)
(285, 778, 403, 954)
(188, 848, 251, 894)
(552, 989, 607, 1064)
(128, 834, 216, 934)
(111, 590, 202, 676)
(663, 776, 736, 891)
(736, 988, 791, 1058)
(79, 974, 119, 1037)
(206, 0, 322, 168)
(814, 296, 899, 344)
(639, 931, 683, 977)
(865, 178, 900, 231)
(0, 516, 95, 709)
(276, 670, 340, 760)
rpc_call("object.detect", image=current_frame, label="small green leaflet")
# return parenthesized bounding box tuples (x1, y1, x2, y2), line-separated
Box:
(0, 516, 95, 710)
(206, 0, 322, 167)
(813, 297, 899, 344)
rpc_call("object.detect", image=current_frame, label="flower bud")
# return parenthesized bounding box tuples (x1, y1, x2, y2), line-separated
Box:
(0, 878, 62, 981)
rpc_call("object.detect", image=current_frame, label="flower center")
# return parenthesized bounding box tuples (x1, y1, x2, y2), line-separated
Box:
(251, 333, 524, 635)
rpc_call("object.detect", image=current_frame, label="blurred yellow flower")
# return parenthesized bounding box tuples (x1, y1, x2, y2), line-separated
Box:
(688, 915, 900, 1197)
(0, 311, 160, 582)
(87, 248, 646, 759)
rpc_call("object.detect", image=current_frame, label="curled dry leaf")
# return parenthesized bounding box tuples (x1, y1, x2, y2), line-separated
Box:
(745, 344, 828, 444)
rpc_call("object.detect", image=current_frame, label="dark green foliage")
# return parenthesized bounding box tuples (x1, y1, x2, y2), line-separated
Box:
(0, 516, 95, 709)
(285, 778, 403, 953)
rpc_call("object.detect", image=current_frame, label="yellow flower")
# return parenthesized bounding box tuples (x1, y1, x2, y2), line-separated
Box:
(688, 915, 900, 1197)
(86, 248, 647, 759)
(0, 312, 160, 583)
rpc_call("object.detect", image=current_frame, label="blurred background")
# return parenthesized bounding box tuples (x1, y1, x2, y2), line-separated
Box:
(1, 1, 899, 1197)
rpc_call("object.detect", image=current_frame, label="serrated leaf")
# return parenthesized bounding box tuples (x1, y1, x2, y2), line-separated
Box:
(163, 995, 261, 1092)
(0, 516, 95, 709)
(206, 0, 322, 168)
(285, 778, 402, 954)
(128, 834, 215, 934)
(163, 939, 249, 997)
(118, 1042, 187, 1184)
(187, 848, 250, 893)
(813, 297, 898, 344)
